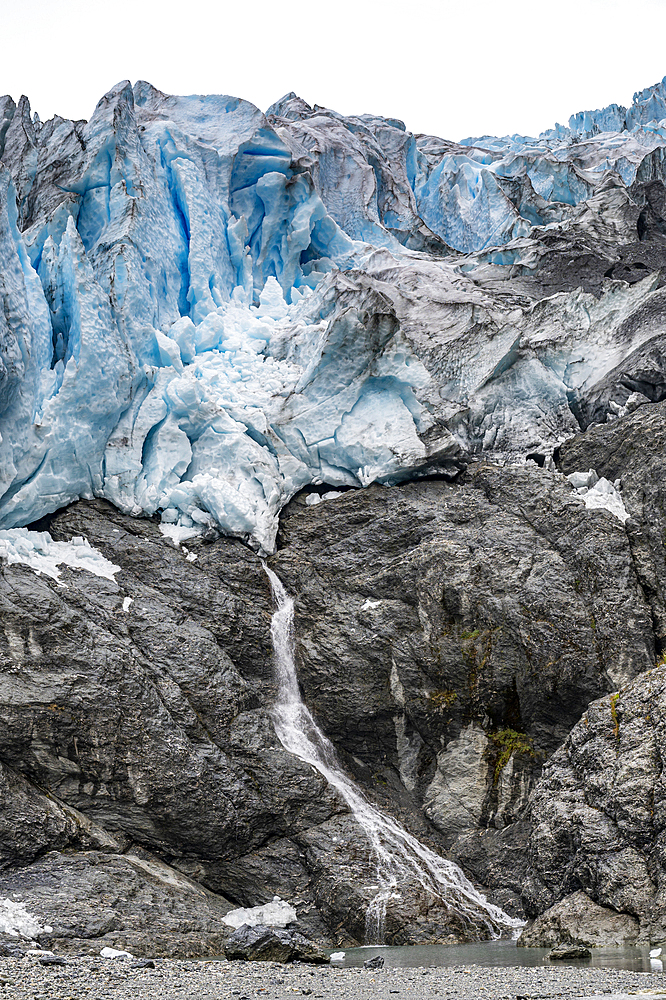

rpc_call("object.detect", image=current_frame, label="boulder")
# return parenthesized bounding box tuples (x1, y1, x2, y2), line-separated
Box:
(548, 944, 591, 960)
(0, 850, 236, 958)
(519, 892, 640, 948)
(223, 924, 329, 963)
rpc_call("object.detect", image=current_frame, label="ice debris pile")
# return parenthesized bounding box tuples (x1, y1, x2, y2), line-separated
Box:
(0, 897, 51, 939)
(0, 528, 120, 583)
(3, 77, 666, 549)
(567, 470, 630, 524)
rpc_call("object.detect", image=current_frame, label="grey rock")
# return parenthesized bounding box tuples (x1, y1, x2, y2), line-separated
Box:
(0, 850, 235, 958)
(558, 397, 666, 647)
(273, 463, 655, 913)
(522, 663, 666, 942)
(548, 944, 592, 960)
(223, 924, 329, 964)
(1, 448, 661, 950)
(519, 892, 640, 948)
(38, 956, 67, 966)
(363, 954, 385, 969)
(0, 940, 24, 957)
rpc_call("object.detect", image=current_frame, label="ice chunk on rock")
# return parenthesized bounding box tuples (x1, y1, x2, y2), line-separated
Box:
(567, 469, 598, 490)
(222, 897, 297, 929)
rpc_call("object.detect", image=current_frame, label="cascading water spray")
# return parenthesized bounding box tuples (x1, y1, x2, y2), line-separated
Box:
(263, 564, 523, 944)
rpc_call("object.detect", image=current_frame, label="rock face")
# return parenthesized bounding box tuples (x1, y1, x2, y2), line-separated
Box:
(0, 850, 236, 958)
(522, 662, 666, 945)
(519, 892, 640, 949)
(513, 399, 666, 946)
(272, 463, 654, 915)
(0, 439, 662, 950)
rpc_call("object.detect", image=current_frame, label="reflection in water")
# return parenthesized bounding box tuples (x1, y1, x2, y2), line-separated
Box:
(332, 939, 666, 972)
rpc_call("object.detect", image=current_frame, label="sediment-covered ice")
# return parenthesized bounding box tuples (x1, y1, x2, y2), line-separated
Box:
(2, 77, 666, 549)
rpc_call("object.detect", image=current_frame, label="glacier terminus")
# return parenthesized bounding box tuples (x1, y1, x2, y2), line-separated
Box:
(4, 79, 666, 550)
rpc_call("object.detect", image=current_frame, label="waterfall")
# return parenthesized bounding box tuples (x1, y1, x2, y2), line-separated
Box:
(264, 564, 522, 944)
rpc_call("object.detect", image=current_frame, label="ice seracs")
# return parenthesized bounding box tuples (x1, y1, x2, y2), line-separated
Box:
(2, 77, 666, 549)
(567, 470, 630, 524)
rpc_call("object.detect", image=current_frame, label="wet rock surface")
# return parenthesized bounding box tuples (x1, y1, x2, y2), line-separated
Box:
(273, 463, 655, 912)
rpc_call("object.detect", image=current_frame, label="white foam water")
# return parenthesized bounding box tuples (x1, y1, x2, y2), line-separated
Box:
(264, 564, 522, 944)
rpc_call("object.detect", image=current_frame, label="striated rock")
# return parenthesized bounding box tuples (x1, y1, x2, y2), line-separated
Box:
(223, 924, 329, 963)
(522, 664, 666, 943)
(520, 892, 640, 948)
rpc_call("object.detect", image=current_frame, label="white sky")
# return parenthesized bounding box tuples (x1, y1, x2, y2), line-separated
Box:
(3, 0, 666, 141)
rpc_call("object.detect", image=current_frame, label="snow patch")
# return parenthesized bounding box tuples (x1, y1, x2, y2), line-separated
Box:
(100, 947, 134, 959)
(122, 596, 133, 612)
(567, 470, 629, 523)
(222, 897, 297, 929)
(361, 599, 382, 611)
(0, 529, 120, 584)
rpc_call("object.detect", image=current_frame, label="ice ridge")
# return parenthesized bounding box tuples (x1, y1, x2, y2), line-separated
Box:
(2, 78, 666, 550)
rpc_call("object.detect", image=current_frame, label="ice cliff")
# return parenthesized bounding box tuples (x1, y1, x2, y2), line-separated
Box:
(4, 77, 666, 551)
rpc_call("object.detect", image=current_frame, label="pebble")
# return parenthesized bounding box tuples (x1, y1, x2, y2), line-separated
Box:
(1, 954, 665, 999)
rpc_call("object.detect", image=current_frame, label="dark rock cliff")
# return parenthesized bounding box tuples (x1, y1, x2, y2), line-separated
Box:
(2, 416, 665, 950)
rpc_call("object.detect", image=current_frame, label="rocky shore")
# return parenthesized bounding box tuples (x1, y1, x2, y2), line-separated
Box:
(2, 955, 665, 1000)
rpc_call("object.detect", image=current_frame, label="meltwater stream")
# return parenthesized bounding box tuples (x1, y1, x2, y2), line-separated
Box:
(264, 565, 522, 944)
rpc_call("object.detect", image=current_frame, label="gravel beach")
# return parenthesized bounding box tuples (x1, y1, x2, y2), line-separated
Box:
(2, 956, 666, 1000)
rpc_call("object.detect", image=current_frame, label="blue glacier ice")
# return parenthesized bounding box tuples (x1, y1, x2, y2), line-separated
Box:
(3, 77, 666, 550)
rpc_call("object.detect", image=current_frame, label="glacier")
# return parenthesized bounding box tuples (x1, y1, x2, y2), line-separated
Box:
(3, 78, 666, 550)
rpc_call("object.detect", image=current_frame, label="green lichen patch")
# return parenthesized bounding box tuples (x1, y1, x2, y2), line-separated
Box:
(610, 692, 620, 740)
(489, 728, 535, 784)
(428, 689, 458, 711)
